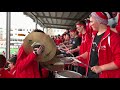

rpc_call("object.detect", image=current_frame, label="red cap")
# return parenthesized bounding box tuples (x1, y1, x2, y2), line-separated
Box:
(70, 29, 77, 32)
(96, 12, 108, 19)
(91, 12, 108, 25)
(76, 24, 84, 27)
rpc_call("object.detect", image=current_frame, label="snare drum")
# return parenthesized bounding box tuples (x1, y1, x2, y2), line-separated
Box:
(60, 57, 73, 70)
(55, 70, 83, 78)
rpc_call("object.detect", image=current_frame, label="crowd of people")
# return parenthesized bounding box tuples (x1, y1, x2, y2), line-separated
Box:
(0, 12, 120, 78)
(51, 12, 120, 78)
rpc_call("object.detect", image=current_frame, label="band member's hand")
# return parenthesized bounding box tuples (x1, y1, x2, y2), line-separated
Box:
(57, 47, 61, 50)
(64, 48, 69, 52)
(91, 66, 103, 74)
(33, 45, 45, 55)
(76, 56, 80, 59)
(66, 50, 71, 54)
(71, 61, 79, 66)
(76, 55, 82, 60)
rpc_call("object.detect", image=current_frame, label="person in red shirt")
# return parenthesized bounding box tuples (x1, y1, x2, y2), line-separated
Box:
(67, 20, 93, 60)
(105, 12, 120, 34)
(15, 29, 45, 78)
(110, 12, 120, 34)
(2, 51, 5, 56)
(55, 36, 62, 45)
(62, 33, 67, 42)
(115, 12, 120, 33)
(87, 12, 120, 78)
(66, 29, 82, 56)
(69, 20, 92, 75)
(7, 55, 17, 77)
(0, 54, 13, 78)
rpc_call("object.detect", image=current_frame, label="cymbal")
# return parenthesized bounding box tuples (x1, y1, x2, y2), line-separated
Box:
(23, 31, 57, 62)
(40, 56, 61, 65)
(40, 56, 64, 71)
(45, 64, 64, 72)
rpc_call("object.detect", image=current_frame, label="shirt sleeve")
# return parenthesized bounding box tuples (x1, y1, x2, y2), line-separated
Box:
(16, 45, 37, 72)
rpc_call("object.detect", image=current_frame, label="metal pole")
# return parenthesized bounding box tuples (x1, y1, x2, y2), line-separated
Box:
(35, 18, 38, 29)
(30, 12, 45, 29)
(6, 12, 11, 60)
(43, 27, 45, 32)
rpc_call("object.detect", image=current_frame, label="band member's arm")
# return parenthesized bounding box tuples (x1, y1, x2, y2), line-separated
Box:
(76, 51, 88, 60)
(91, 35, 120, 74)
(66, 46, 80, 54)
(16, 52, 37, 71)
(101, 62, 118, 70)
(72, 51, 88, 66)
(16, 45, 44, 72)
(110, 28, 118, 33)
(110, 13, 120, 34)
(59, 47, 70, 51)
(91, 62, 118, 74)
(115, 12, 120, 33)
(63, 41, 69, 45)
(66, 44, 72, 48)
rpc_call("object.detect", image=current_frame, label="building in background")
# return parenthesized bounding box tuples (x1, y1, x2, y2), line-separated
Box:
(46, 28, 66, 36)
(0, 12, 67, 55)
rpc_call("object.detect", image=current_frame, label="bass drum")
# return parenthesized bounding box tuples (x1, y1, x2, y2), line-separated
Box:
(55, 70, 83, 78)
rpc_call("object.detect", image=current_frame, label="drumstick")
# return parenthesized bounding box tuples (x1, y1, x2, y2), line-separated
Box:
(61, 43, 91, 69)
(72, 58, 101, 75)
(70, 57, 91, 69)
(61, 43, 74, 57)
(61, 43, 68, 49)
(62, 43, 90, 68)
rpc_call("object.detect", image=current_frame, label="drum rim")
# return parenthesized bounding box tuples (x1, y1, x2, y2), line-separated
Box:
(55, 70, 83, 78)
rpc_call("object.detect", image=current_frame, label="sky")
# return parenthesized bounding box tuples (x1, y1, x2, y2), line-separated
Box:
(0, 12, 42, 30)
(0, 12, 66, 36)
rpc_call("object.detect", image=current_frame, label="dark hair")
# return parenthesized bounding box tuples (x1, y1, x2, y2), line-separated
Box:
(58, 34, 60, 36)
(102, 12, 110, 18)
(70, 29, 79, 35)
(66, 33, 70, 38)
(107, 12, 114, 18)
(76, 20, 86, 28)
(66, 29, 69, 33)
(8, 56, 17, 65)
(0, 54, 6, 68)
(33, 29, 45, 33)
